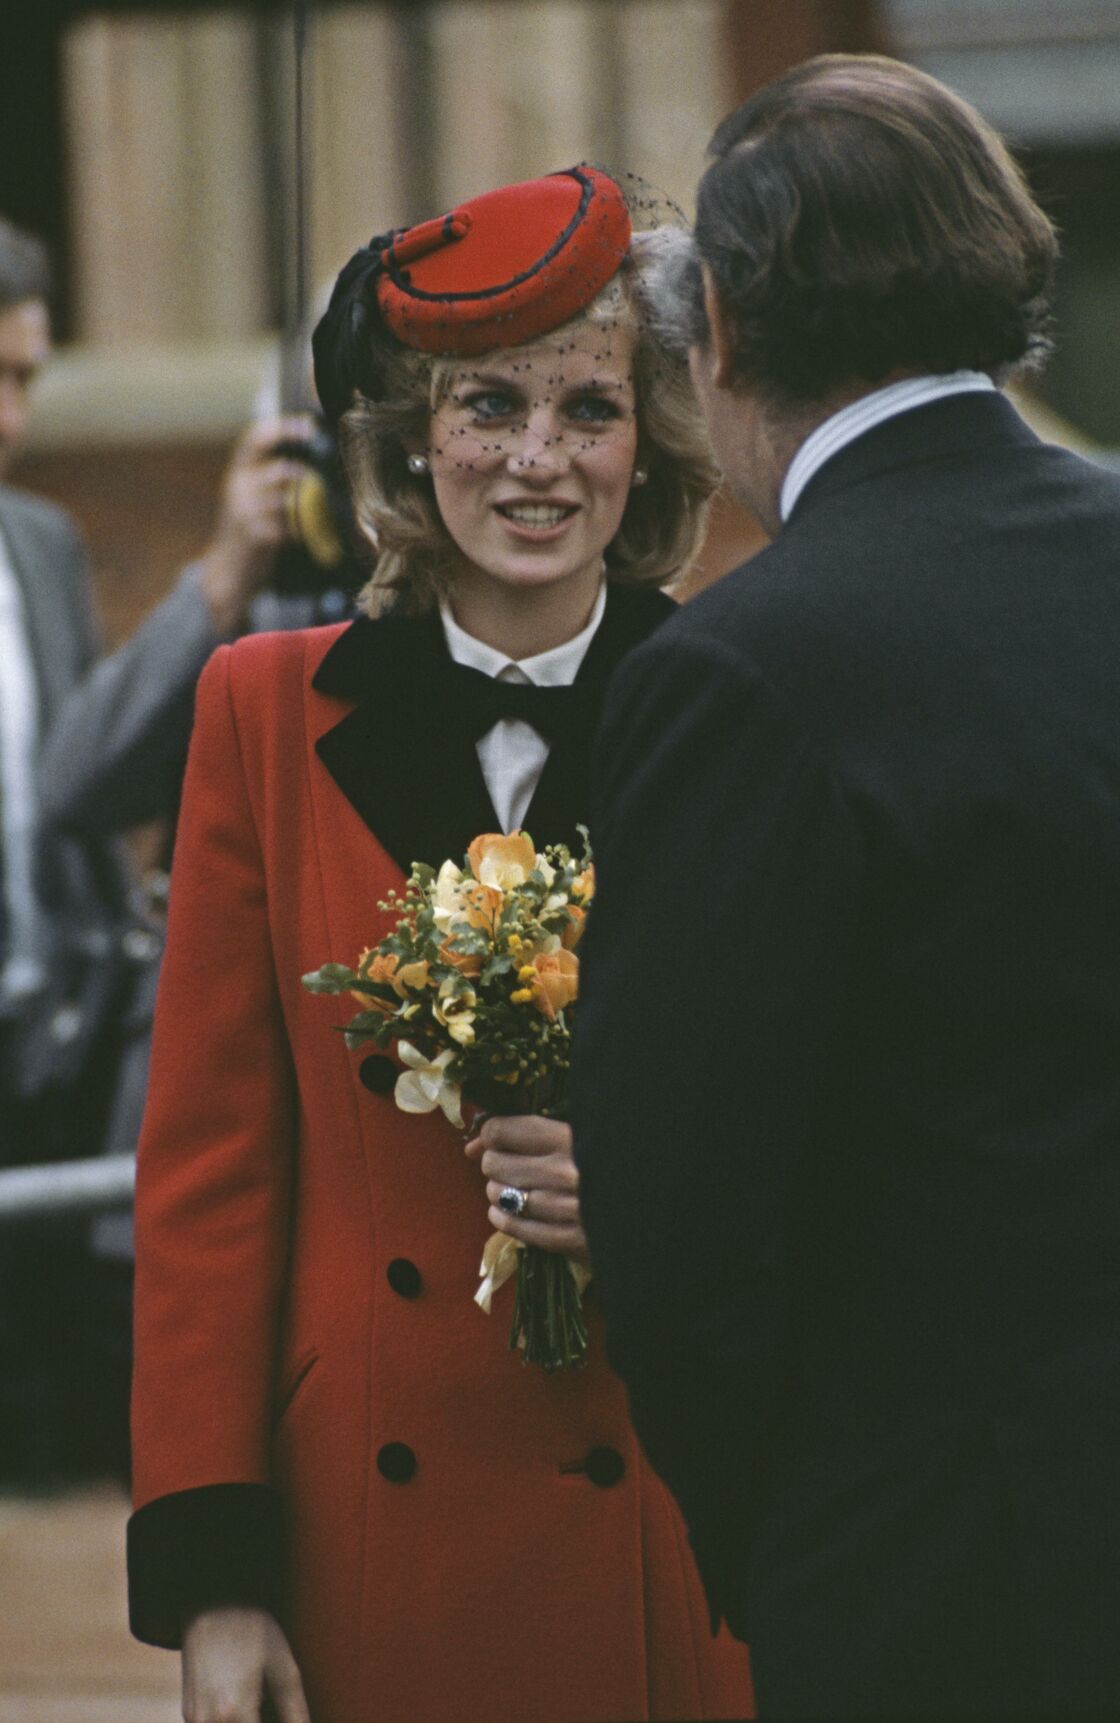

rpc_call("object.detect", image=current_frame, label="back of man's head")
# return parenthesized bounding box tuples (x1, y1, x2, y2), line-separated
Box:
(691, 54, 1057, 406)
(0, 216, 52, 313)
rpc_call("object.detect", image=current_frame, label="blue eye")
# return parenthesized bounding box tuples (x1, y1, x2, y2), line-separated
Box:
(462, 390, 517, 422)
(568, 394, 622, 425)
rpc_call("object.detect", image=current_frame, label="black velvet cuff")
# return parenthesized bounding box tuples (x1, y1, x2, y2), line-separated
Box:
(127, 1483, 285, 1649)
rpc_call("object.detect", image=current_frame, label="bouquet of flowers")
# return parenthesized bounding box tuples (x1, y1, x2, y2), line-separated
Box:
(302, 830, 594, 1371)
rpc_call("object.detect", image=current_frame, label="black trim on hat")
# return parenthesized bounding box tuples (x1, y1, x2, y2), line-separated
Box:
(381, 167, 598, 306)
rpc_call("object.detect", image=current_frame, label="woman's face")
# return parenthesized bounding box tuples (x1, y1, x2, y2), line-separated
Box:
(426, 318, 638, 605)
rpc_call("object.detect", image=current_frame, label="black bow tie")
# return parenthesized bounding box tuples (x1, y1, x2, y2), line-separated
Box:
(444, 660, 589, 744)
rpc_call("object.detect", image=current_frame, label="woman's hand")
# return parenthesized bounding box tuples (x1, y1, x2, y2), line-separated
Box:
(182, 1607, 310, 1723)
(465, 1114, 590, 1265)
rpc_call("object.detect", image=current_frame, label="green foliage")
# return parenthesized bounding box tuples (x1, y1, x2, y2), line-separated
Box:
(301, 963, 357, 994)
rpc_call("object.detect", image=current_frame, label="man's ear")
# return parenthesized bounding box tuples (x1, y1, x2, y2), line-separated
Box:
(700, 264, 737, 390)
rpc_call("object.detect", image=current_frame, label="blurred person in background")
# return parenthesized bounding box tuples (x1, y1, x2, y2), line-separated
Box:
(0, 212, 356, 1484)
(39, 412, 358, 1244)
(0, 213, 141, 1481)
(36, 307, 362, 1486)
(40, 412, 356, 868)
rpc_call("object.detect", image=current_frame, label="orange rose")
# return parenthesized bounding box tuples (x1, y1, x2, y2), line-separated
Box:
(458, 878, 503, 934)
(571, 864, 595, 903)
(467, 831, 537, 892)
(351, 949, 398, 1013)
(353, 951, 430, 1003)
(391, 959, 431, 997)
(440, 935, 483, 977)
(529, 947, 580, 1020)
(561, 905, 587, 950)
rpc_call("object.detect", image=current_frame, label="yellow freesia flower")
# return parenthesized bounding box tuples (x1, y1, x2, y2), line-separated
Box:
(433, 978, 477, 1047)
(475, 1231, 523, 1314)
(393, 959, 431, 996)
(431, 859, 465, 933)
(571, 865, 595, 903)
(394, 1043, 463, 1127)
(433, 856, 502, 938)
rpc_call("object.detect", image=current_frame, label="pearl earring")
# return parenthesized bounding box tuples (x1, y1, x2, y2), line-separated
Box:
(631, 466, 649, 487)
(407, 453, 430, 476)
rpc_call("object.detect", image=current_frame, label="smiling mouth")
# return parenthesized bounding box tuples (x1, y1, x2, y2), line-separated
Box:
(495, 502, 579, 529)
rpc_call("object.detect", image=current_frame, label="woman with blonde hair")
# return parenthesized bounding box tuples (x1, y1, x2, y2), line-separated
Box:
(127, 165, 753, 1723)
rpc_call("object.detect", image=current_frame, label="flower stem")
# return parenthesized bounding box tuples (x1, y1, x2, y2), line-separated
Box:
(494, 1072, 588, 1371)
(510, 1245, 588, 1371)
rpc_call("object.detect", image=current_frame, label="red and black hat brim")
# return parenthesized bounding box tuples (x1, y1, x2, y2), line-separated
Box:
(375, 165, 632, 356)
(312, 165, 633, 419)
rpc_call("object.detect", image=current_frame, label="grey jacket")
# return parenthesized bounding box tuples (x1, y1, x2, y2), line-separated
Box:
(0, 485, 136, 1127)
(38, 562, 338, 1233)
(40, 565, 328, 840)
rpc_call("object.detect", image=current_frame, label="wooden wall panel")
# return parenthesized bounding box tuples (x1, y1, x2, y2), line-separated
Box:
(312, 6, 406, 285)
(11, 442, 231, 648)
(617, 0, 724, 215)
(429, 1, 605, 204)
(720, 0, 892, 104)
(63, 13, 269, 344)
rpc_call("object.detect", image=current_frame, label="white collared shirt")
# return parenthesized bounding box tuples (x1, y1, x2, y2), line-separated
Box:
(439, 583, 607, 833)
(779, 371, 997, 524)
(0, 524, 46, 1007)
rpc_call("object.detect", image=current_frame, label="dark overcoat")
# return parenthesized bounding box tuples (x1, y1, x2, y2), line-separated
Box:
(573, 394, 1120, 1719)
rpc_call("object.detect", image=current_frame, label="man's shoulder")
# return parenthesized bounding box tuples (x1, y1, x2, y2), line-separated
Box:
(627, 524, 930, 743)
(0, 482, 82, 553)
(0, 482, 79, 540)
(655, 538, 835, 670)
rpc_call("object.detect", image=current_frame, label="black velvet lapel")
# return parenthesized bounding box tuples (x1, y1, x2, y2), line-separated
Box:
(313, 586, 674, 874)
(521, 584, 675, 855)
(314, 608, 499, 876)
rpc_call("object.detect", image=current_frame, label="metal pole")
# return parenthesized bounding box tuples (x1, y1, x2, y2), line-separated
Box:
(0, 1155, 135, 1223)
(396, 0, 439, 224)
(588, 0, 629, 176)
(276, 0, 315, 410)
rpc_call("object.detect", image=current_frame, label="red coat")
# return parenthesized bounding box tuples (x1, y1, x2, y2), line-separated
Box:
(130, 608, 753, 1723)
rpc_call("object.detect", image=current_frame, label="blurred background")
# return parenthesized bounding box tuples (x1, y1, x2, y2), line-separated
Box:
(1, 2, 1118, 1717)
(8, 0, 1120, 647)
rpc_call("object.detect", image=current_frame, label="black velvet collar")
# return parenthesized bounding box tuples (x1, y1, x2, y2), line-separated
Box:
(313, 583, 674, 876)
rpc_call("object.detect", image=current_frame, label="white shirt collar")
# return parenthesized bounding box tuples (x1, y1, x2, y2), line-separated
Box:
(439, 581, 607, 686)
(779, 371, 998, 524)
(0, 522, 47, 1003)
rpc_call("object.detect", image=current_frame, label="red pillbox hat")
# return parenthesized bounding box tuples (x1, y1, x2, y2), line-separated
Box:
(375, 165, 631, 355)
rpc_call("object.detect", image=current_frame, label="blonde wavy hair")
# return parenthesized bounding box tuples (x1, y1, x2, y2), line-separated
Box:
(338, 229, 719, 617)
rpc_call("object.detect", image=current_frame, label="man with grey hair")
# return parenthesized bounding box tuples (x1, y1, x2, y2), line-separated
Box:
(574, 55, 1120, 1719)
(0, 224, 353, 1481)
(0, 215, 131, 1163)
(0, 214, 139, 1480)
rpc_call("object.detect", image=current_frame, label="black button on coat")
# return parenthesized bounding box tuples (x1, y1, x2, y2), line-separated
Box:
(583, 1446, 625, 1488)
(377, 1442, 417, 1484)
(387, 1258, 422, 1298)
